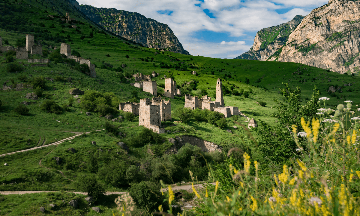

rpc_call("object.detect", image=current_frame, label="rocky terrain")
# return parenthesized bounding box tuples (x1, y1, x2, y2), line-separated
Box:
(237, 0, 360, 74)
(235, 15, 304, 61)
(71, 3, 189, 55)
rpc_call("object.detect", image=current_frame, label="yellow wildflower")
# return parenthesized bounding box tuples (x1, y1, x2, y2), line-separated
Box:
(250, 196, 258, 211)
(347, 135, 351, 146)
(321, 198, 331, 216)
(352, 130, 357, 144)
(254, 161, 259, 171)
(158, 205, 163, 212)
(238, 190, 241, 195)
(339, 184, 347, 206)
(214, 181, 219, 197)
(274, 174, 279, 186)
(312, 118, 320, 143)
(239, 207, 243, 211)
(292, 125, 297, 134)
(226, 196, 231, 202)
(243, 152, 251, 174)
(168, 186, 175, 205)
(349, 170, 354, 183)
(331, 123, 340, 135)
(289, 177, 296, 185)
(205, 189, 208, 198)
(301, 117, 312, 138)
(192, 183, 201, 199)
(297, 159, 307, 171)
(356, 171, 360, 179)
(290, 189, 297, 206)
(299, 170, 304, 179)
(240, 181, 244, 188)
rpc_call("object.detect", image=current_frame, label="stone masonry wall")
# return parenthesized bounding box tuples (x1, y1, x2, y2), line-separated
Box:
(28, 59, 49, 63)
(16, 47, 28, 59)
(31, 45, 43, 55)
(143, 81, 157, 96)
(214, 107, 231, 118)
(202, 101, 215, 111)
(185, 94, 200, 110)
(164, 78, 177, 98)
(168, 135, 222, 153)
(119, 102, 139, 115)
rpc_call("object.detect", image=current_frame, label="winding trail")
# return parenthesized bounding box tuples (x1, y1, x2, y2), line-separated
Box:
(0, 131, 94, 158)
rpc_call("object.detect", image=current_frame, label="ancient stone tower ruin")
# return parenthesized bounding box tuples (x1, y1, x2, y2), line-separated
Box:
(119, 102, 140, 115)
(15, 47, 28, 59)
(139, 98, 164, 133)
(216, 78, 224, 107)
(151, 97, 171, 121)
(26, 34, 34, 52)
(80, 59, 96, 78)
(143, 81, 157, 96)
(60, 43, 71, 56)
(164, 78, 177, 99)
(184, 94, 201, 110)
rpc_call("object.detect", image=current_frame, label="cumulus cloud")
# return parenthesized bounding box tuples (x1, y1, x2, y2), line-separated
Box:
(77, 0, 328, 58)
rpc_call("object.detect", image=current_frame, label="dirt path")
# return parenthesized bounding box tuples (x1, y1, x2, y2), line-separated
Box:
(0, 182, 216, 196)
(0, 132, 92, 158)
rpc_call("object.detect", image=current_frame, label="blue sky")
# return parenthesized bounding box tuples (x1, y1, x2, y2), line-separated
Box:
(77, 0, 328, 59)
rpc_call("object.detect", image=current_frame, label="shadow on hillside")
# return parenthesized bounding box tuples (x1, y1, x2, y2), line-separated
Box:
(97, 194, 119, 208)
(187, 122, 212, 132)
(241, 111, 260, 116)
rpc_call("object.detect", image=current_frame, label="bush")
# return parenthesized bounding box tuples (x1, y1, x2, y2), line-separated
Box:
(243, 91, 250, 98)
(75, 63, 90, 75)
(207, 111, 224, 125)
(216, 118, 227, 129)
(126, 165, 143, 183)
(175, 108, 192, 123)
(258, 101, 266, 107)
(130, 127, 163, 148)
(17, 74, 28, 82)
(71, 50, 81, 57)
(5, 50, 16, 58)
(123, 112, 135, 121)
(98, 160, 128, 188)
(32, 76, 46, 89)
(68, 97, 74, 107)
(34, 87, 43, 97)
(15, 38, 26, 47)
(104, 121, 118, 136)
(74, 175, 104, 203)
(5, 55, 14, 63)
(42, 49, 49, 58)
(129, 181, 163, 213)
(6, 62, 24, 72)
(14, 104, 29, 115)
(40, 100, 62, 114)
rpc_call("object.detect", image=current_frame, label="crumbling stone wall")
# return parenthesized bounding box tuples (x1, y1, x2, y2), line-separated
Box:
(31, 45, 43, 55)
(176, 88, 181, 95)
(16, 47, 28, 59)
(68, 55, 82, 62)
(216, 78, 224, 106)
(168, 135, 222, 153)
(60, 43, 71, 56)
(227, 106, 239, 116)
(119, 102, 140, 115)
(185, 94, 201, 110)
(151, 97, 171, 121)
(133, 82, 143, 89)
(214, 107, 231, 118)
(80, 59, 96, 78)
(139, 98, 163, 133)
(164, 78, 177, 98)
(26, 34, 34, 52)
(202, 101, 215, 111)
(142, 81, 157, 96)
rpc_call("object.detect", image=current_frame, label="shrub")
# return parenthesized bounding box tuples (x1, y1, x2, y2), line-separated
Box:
(216, 118, 227, 129)
(126, 165, 143, 183)
(123, 112, 135, 121)
(40, 100, 62, 114)
(5, 55, 14, 63)
(32, 76, 46, 89)
(130, 127, 163, 148)
(42, 49, 49, 58)
(14, 104, 29, 115)
(68, 97, 74, 107)
(74, 175, 104, 203)
(17, 74, 28, 82)
(48, 49, 64, 63)
(34, 87, 43, 97)
(175, 108, 192, 123)
(5, 50, 16, 58)
(71, 50, 81, 57)
(125, 55, 129, 58)
(104, 121, 118, 136)
(6, 62, 24, 72)
(258, 101, 266, 107)
(129, 181, 163, 213)
(207, 111, 224, 125)
(243, 91, 250, 98)
(15, 37, 26, 47)
(98, 160, 128, 188)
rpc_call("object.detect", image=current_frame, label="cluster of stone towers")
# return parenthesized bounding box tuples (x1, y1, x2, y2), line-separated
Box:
(0, 34, 43, 59)
(184, 78, 239, 118)
(119, 97, 171, 133)
(60, 43, 96, 78)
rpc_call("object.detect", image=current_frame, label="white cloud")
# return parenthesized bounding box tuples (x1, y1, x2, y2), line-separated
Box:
(77, 0, 328, 58)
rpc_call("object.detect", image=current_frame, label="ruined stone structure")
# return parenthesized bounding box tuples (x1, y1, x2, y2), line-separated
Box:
(184, 94, 201, 110)
(214, 107, 232, 118)
(133, 73, 151, 82)
(227, 106, 239, 116)
(80, 59, 96, 78)
(119, 102, 140, 116)
(248, 118, 258, 129)
(216, 78, 224, 107)
(139, 98, 164, 133)
(26, 34, 34, 52)
(68, 55, 82, 62)
(164, 78, 177, 98)
(31, 45, 43, 55)
(151, 97, 171, 121)
(143, 81, 157, 96)
(167, 136, 222, 153)
(16, 47, 28, 59)
(28, 59, 49, 63)
(132, 82, 143, 89)
(152, 72, 159, 77)
(176, 89, 181, 96)
(60, 43, 71, 56)
(66, 13, 72, 23)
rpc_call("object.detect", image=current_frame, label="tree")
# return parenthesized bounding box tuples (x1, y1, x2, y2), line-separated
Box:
(75, 175, 104, 202)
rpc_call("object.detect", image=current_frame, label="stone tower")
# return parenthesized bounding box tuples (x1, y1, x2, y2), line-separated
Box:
(216, 78, 224, 107)
(60, 43, 71, 56)
(164, 78, 177, 98)
(26, 34, 34, 52)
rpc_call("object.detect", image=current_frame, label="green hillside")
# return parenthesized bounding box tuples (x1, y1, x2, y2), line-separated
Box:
(1, 0, 360, 215)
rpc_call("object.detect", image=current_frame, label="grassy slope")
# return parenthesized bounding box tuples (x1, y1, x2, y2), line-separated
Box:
(1, 0, 360, 215)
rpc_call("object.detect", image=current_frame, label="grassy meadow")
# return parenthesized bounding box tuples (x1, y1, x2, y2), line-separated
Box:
(1, 0, 360, 215)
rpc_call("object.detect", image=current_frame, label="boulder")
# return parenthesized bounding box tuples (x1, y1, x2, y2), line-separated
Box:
(53, 157, 61, 165)
(248, 118, 258, 129)
(85, 196, 93, 205)
(49, 204, 56, 210)
(69, 88, 84, 95)
(91, 141, 96, 145)
(68, 199, 78, 209)
(105, 114, 114, 120)
(92, 207, 101, 213)
(4, 163, 8, 166)
(39, 207, 45, 213)
(25, 92, 38, 100)
(86, 112, 91, 116)
(67, 148, 77, 153)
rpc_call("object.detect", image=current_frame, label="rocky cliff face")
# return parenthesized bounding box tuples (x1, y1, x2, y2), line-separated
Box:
(237, 0, 360, 74)
(75, 4, 189, 55)
(235, 15, 304, 61)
